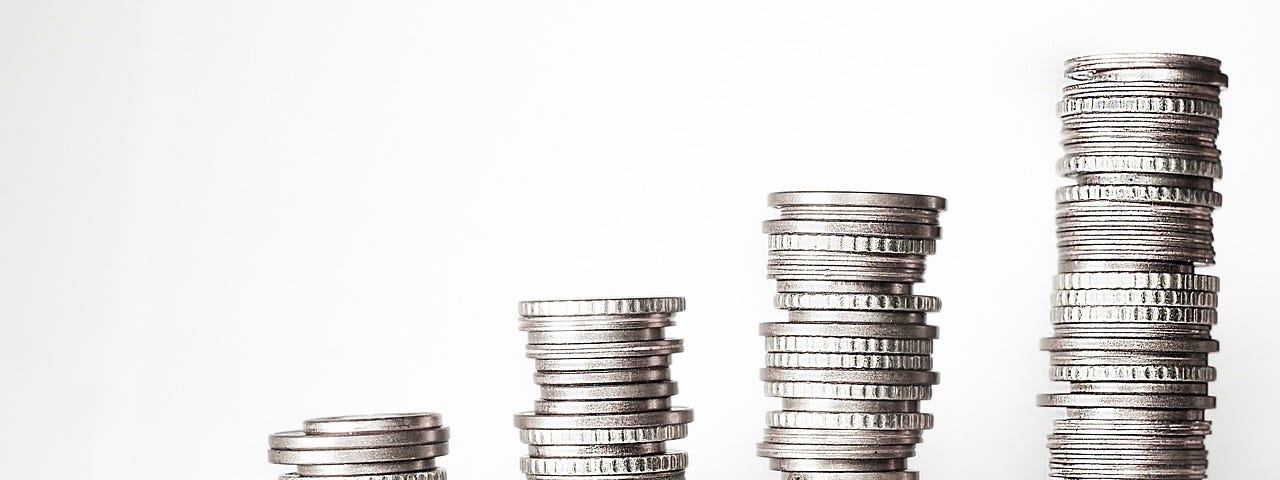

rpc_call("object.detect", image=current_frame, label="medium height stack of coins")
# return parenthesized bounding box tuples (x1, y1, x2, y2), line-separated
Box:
(759, 191, 945, 480)
(1042, 53, 1227, 480)
(267, 413, 450, 480)
(515, 297, 693, 480)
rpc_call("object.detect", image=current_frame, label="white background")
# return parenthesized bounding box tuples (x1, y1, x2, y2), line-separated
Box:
(2, 1, 1276, 478)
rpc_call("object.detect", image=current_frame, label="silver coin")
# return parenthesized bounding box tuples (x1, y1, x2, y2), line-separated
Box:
(527, 328, 665, 345)
(535, 355, 671, 372)
(762, 428, 922, 445)
(768, 234, 937, 255)
(781, 398, 919, 413)
(786, 310, 926, 324)
(270, 428, 449, 450)
(1040, 337, 1219, 353)
(764, 382, 932, 401)
(760, 323, 938, 340)
(528, 442, 666, 458)
(279, 469, 445, 480)
(763, 220, 940, 239)
(757, 442, 916, 460)
(534, 367, 670, 385)
(782, 472, 918, 480)
(765, 411, 933, 430)
(525, 339, 684, 359)
(519, 424, 689, 445)
(520, 314, 674, 332)
(535, 398, 672, 415)
(766, 352, 932, 370)
(761, 368, 938, 386)
(526, 474, 684, 480)
(303, 413, 443, 435)
(1065, 408, 1205, 421)
(764, 336, 933, 354)
(540, 381, 678, 400)
(519, 297, 685, 318)
(269, 443, 448, 465)
(775, 280, 915, 295)
(770, 458, 907, 472)
(774, 292, 941, 312)
(1069, 382, 1208, 394)
(296, 459, 436, 476)
(1058, 259, 1195, 273)
(520, 451, 687, 475)
(767, 192, 947, 211)
(1037, 393, 1215, 409)
(514, 408, 693, 429)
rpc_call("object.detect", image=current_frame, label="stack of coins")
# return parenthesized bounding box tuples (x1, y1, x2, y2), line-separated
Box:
(1042, 53, 1227, 480)
(759, 191, 946, 480)
(515, 297, 693, 480)
(267, 413, 450, 480)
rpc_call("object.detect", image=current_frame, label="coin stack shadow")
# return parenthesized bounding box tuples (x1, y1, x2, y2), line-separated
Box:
(759, 191, 946, 480)
(267, 413, 450, 480)
(1042, 53, 1227, 480)
(515, 297, 693, 480)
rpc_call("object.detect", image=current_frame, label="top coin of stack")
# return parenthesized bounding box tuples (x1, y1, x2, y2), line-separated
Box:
(515, 297, 693, 480)
(268, 413, 450, 480)
(759, 191, 945, 480)
(1042, 53, 1227, 480)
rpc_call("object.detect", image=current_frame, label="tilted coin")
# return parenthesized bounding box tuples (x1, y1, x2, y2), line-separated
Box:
(303, 413, 443, 435)
(270, 428, 449, 450)
(520, 314, 674, 332)
(269, 443, 448, 465)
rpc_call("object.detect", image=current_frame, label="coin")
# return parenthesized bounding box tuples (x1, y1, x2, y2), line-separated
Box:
(303, 413, 443, 435)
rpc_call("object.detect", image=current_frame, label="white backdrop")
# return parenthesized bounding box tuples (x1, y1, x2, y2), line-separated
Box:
(2, 1, 1276, 478)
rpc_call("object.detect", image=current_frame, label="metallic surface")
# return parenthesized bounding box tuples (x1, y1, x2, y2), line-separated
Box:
(267, 413, 450, 478)
(514, 297, 693, 479)
(1042, 52, 1226, 480)
(759, 191, 945, 477)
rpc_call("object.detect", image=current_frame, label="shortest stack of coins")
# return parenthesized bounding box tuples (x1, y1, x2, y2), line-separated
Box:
(268, 413, 450, 480)
(1043, 53, 1226, 480)
(515, 297, 693, 480)
(759, 191, 945, 480)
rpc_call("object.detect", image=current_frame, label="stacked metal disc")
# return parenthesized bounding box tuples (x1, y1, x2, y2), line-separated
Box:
(759, 191, 946, 480)
(1041, 53, 1227, 480)
(515, 297, 693, 480)
(267, 413, 450, 480)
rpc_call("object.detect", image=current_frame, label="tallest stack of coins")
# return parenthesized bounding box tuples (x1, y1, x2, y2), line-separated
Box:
(758, 191, 946, 480)
(1042, 53, 1227, 480)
